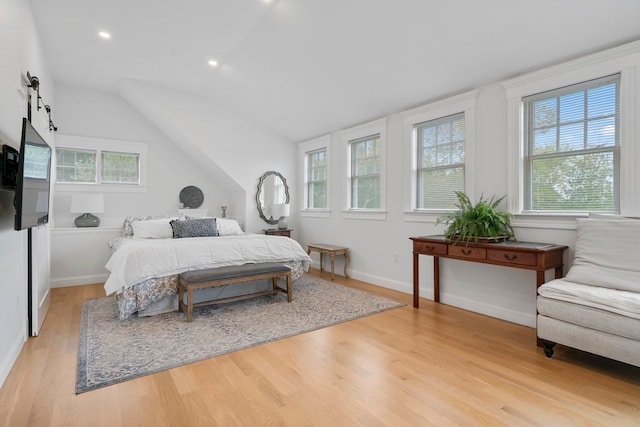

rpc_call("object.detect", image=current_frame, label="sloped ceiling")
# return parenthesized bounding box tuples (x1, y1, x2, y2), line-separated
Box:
(29, 0, 640, 142)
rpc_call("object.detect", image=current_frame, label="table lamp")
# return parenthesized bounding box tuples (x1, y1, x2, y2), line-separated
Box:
(71, 193, 104, 227)
(271, 203, 290, 230)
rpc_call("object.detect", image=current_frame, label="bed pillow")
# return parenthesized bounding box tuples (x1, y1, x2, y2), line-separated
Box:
(131, 218, 174, 239)
(170, 218, 219, 238)
(121, 214, 185, 237)
(214, 218, 244, 236)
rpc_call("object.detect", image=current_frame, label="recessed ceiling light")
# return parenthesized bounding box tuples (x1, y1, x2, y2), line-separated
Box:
(208, 59, 218, 67)
(98, 31, 111, 39)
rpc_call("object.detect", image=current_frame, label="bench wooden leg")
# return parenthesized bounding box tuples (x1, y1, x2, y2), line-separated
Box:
(178, 279, 184, 313)
(286, 273, 292, 302)
(187, 287, 194, 322)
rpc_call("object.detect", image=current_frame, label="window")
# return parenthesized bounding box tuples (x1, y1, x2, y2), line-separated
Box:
(56, 148, 140, 185)
(307, 148, 327, 208)
(342, 118, 387, 219)
(299, 135, 330, 216)
(523, 74, 620, 212)
(101, 151, 140, 185)
(56, 148, 96, 183)
(416, 113, 465, 209)
(504, 43, 639, 222)
(402, 90, 476, 219)
(54, 135, 148, 192)
(349, 134, 380, 209)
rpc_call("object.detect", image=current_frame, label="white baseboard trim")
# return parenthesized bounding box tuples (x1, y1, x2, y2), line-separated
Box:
(0, 330, 26, 388)
(347, 269, 437, 299)
(51, 273, 108, 288)
(441, 294, 535, 328)
(316, 263, 534, 328)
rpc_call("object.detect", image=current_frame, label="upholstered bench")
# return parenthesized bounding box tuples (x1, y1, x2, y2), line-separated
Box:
(178, 263, 292, 322)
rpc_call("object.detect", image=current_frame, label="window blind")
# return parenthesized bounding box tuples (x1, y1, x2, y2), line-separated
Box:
(416, 112, 465, 209)
(350, 134, 380, 209)
(523, 74, 620, 212)
(307, 148, 327, 208)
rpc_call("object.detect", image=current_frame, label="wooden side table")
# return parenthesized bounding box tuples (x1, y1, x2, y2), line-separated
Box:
(307, 243, 350, 280)
(263, 229, 292, 238)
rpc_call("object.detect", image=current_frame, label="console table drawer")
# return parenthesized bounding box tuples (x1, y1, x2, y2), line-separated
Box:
(413, 241, 447, 255)
(487, 249, 537, 266)
(448, 246, 486, 260)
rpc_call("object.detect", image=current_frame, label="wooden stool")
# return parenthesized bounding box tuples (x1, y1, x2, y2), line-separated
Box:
(306, 244, 350, 280)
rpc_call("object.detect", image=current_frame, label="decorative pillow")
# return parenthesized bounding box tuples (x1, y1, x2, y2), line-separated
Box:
(131, 218, 174, 239)
(121, 214, 185, 237)
(214, 218, 244, 236)
(170, 218, 219, 238)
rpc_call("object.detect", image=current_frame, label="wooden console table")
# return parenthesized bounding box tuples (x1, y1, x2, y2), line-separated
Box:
(410, 235, 567, 309)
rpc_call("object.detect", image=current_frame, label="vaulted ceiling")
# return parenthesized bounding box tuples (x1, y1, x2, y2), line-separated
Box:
(29, 0, 640, 142)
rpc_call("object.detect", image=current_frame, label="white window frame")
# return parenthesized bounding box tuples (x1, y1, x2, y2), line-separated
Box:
(298, 135, 331, 218)
(342, 118, 387, 221)
(306, 148, 328, 208)
(54, 135, 148, 193)
(402, 90, 477, 223)
(503, 41, 640, 228)
(523, 74, 621, 213)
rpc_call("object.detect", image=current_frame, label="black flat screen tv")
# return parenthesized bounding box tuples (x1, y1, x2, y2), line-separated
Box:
(14, 118, 52, 230)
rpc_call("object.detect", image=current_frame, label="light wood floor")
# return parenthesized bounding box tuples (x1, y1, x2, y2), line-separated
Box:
(1, 269, 639, 426)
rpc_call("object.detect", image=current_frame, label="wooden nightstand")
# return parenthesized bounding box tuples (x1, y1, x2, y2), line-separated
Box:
(263, 229, 292, 238)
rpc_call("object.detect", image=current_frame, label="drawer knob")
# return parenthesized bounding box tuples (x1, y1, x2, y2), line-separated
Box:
(504, 253, 518, 261)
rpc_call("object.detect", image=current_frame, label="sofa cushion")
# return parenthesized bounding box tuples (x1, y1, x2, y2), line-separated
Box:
(537, 296, 640, 340)
(538, 279, 640, 319)
(565, 218, 640, 293)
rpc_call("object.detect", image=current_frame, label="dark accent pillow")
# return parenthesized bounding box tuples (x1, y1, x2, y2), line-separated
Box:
(170, 218, 218, 238)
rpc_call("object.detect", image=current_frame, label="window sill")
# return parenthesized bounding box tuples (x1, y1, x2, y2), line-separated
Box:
(300, 209, 331, 219)
(404, 209, 586, 230)
(403, 209, 452, 223)
(510, 212, 587, 230)
(55, 183, 148, 193)
(52, 226, 121, 234)
(341, 209, 387, 221)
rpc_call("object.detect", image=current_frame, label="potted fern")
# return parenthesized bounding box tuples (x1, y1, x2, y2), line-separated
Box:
(435, 191, 514, 244)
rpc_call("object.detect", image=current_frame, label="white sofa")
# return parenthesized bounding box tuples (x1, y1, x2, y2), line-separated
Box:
(536, 218, 640, 367)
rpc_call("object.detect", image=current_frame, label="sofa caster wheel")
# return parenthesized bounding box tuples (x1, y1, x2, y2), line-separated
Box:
(542, 340, 556, 358)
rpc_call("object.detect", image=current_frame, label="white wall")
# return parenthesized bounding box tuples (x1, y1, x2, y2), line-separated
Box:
(0, 0, 54, 387)
(118, 80, 297, 234)
(49, 82, 299, 287)
(52, 84, 232, 227)
(49, 84, 233, 286)
(298, 41, 639, 326)
(298, 93, 577, 327)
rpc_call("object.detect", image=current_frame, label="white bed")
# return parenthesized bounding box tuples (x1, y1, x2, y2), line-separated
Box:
(105, 216, 312, 319)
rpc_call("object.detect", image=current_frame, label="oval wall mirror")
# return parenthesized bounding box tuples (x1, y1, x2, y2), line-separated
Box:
(256, 171, 290, 225)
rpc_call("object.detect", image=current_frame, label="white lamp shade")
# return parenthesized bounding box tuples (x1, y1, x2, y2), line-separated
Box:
(271, 203, 290, 218)
(71, 193, 104, 214)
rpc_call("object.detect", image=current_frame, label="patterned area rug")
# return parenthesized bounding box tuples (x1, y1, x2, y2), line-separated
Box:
(76, 275, 404, 393)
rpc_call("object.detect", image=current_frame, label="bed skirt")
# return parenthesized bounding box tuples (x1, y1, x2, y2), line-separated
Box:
(116, 261, 307, 319)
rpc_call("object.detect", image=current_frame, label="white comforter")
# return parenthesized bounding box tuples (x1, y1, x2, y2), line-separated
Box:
(104, 234, 312, 295)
